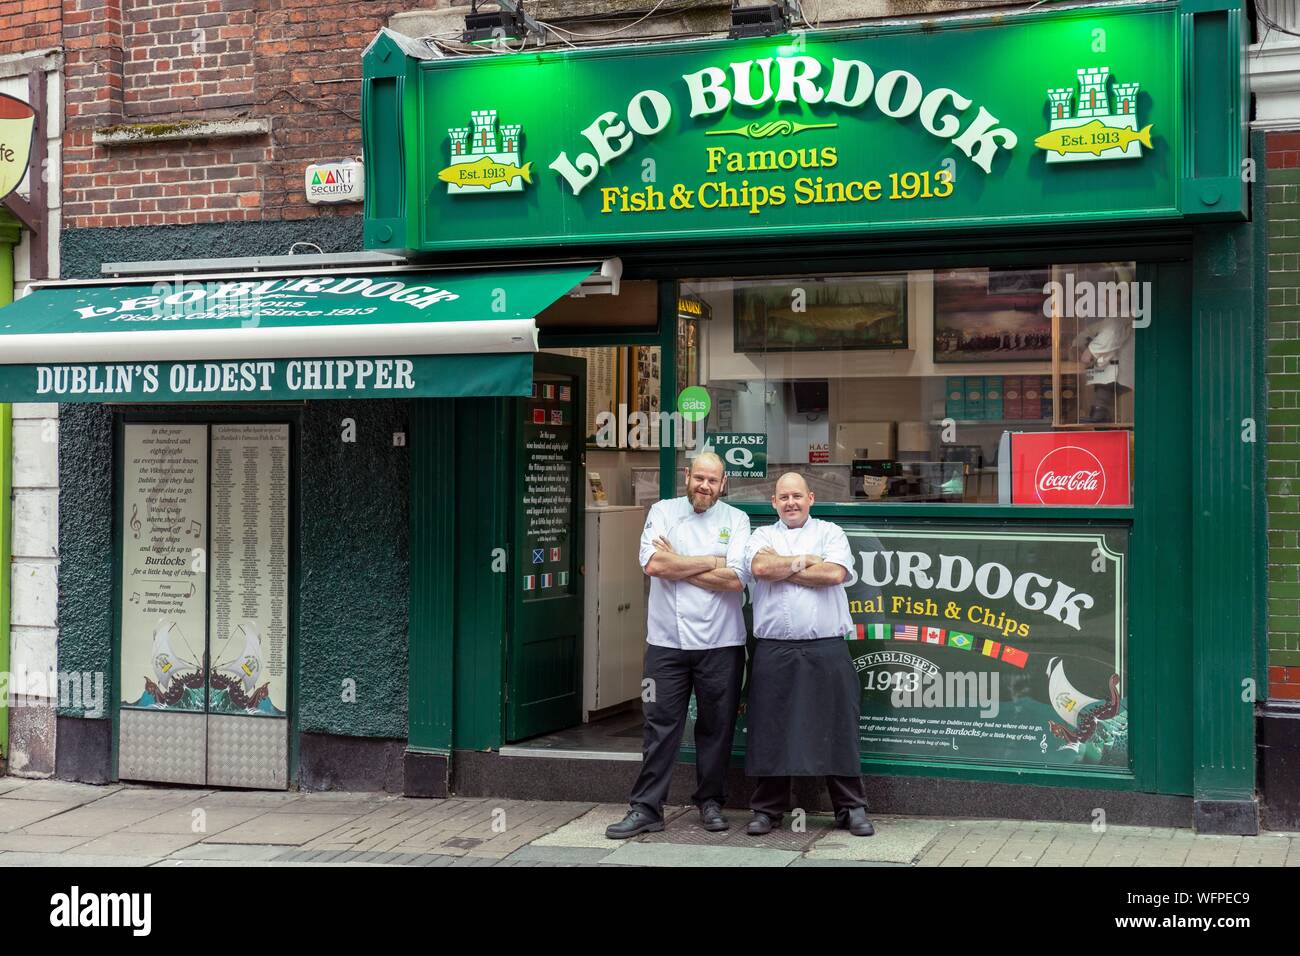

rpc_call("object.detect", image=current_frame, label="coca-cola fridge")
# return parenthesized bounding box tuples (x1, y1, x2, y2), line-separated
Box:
(997, 430, 1132, 506)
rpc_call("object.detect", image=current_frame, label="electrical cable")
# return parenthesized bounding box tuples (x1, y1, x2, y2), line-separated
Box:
(541, 0, 707, 38)
(1256, 2, 1300, 39)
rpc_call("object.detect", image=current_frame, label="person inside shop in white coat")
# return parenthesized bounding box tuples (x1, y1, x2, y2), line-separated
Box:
(743, 472, 874, 837)
(606, 452, 751, 839)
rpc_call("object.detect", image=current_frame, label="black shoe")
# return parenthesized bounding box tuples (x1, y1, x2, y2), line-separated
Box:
(699, 801, 729, 832)
(745, 811, 781, 835)
(836, 807, 875, 837)
(605, 807, 664, 840)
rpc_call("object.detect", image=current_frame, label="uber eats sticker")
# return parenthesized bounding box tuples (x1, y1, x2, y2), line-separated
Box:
(708, 432, 767, 478)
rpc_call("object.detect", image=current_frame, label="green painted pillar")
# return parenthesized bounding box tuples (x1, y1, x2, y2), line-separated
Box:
(1189, 215, 1263, 834)
(406, 398, 457, 795)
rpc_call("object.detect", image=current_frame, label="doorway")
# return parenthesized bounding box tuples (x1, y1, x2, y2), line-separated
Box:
(115, 421, 292, 788)
(505, 353, 586, 741)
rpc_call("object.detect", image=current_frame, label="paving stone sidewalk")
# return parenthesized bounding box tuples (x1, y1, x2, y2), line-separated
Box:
(0, 777, 1295, 867)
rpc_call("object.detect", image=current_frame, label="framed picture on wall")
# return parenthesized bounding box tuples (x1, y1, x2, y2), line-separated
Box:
(627, 346, 661, 448)
(733, 274, 908, 353)
(933, 266, 1053, 363)
(569, 347, 620, 445)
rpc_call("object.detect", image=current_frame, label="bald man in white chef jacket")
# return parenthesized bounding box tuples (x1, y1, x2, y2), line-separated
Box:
(743, 472, 874, 837)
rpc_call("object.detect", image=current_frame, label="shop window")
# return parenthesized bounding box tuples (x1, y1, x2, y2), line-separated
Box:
(675, 263, 1137, 507)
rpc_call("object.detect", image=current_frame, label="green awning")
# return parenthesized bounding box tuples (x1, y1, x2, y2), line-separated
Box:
(0, 263, 598, 402)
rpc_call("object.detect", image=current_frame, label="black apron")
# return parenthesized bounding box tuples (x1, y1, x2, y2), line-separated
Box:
(744, 636, 862, 777)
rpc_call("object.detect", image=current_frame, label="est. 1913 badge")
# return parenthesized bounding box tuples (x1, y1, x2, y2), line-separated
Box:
(439, 109, 532, 194)
(1035, 67, 1152, 164)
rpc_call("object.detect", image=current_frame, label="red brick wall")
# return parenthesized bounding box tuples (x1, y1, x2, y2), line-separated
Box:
(56, 0, 432, 229)
(124, 0, 256, 118)
(0, 0, 60, 55)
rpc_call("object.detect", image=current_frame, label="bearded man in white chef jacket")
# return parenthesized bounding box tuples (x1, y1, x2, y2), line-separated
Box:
(742, 472, 874, 837)
(605, 452, 751, 839)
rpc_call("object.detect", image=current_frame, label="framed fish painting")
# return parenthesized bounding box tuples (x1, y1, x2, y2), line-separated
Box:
(733, 274, 908, 353)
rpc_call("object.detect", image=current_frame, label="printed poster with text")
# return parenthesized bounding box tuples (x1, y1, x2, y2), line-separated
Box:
(120, 424, 208, 710)
(209, 424, 290, 716)
(846, 526, 1127, 770)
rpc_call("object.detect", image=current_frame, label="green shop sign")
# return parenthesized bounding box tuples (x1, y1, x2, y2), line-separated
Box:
(0, 264, 598, 402)
(0, 354, 532, 403)
(363, 1, 1246, 253)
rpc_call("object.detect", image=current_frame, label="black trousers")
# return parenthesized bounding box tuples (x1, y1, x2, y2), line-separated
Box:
(749, 775, 868, 818)
(628, 643, 745, 820)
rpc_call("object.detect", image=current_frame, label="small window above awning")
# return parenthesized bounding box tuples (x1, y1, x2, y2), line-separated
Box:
(0, 262, 604, 402)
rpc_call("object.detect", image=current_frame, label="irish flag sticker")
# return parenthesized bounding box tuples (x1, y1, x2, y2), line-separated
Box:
(0, 93, 35, 202)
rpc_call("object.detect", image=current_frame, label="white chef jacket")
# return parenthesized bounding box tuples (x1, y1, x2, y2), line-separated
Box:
(1078, 315, 1135, 389)
(744, 517, 854, 641)
(639, 496, 751, 650)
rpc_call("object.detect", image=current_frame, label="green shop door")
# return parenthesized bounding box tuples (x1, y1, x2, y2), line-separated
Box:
(506, 353, 586, 741)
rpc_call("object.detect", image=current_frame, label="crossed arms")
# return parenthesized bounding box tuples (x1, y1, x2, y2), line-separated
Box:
(749, 546, 847, 587)
(644, 536, 743, 592)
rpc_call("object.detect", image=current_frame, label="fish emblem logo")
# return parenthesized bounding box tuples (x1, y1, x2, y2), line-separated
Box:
(440, 108, 530, 194)
(1038, 67, 1151, 164)
(438, 156, 532, 189)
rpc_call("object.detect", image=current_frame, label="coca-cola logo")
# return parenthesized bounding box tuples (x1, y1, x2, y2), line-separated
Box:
(1034, 446, 1107, 504)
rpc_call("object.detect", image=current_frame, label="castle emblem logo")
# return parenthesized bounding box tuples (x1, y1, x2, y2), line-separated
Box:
(438, 109, 532, 194)
(1034, 67, 1152, 163)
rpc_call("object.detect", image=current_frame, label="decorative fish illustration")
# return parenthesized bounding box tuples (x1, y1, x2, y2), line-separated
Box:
(218, 623, 263, 695)
(1034, 121, 1152, 157)
(438, 156, 533, 188)
(151, 621, 197, 692)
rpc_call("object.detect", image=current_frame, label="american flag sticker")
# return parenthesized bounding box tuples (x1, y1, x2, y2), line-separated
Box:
(532, 408, 545, 424)
(559, 385, 571, 401)
(894, 624, 918, 641)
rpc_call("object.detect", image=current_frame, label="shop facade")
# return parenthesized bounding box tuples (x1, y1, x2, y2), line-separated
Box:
(368, 0, 1262, 835)
(1, 0, 1265, 834)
